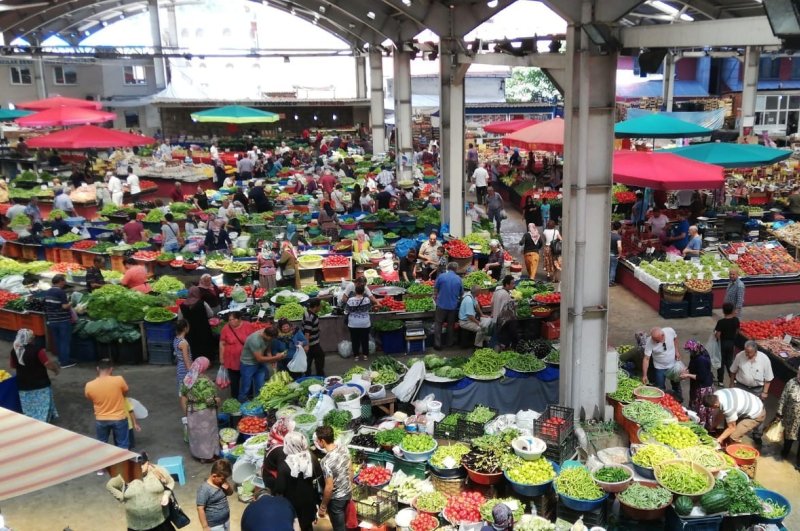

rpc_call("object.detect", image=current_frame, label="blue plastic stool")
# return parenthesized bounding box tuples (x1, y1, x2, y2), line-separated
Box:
(157, 456, 186, 486)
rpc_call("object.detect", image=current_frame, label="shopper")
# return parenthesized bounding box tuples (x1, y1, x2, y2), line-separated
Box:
(106, 456, 174, 531)
(85, 360, 130, 449)
(241, 489, 297, 531)
(160, 212, 181, 252)
(542, 220, 562, 281)
(273, 318, 309, 377)
(704, 388, 765, 445)
(239, 327, 284, 402)
(466, 143, 479, 179)
(218, 311, 252, 399)
(519, 224, 543, 280)
(724, 268, 745, 317)
(473, 161, 489, 205)
(178, 287, 215, 360)
(458, 285, 490, 349)
(714, 302, 740, 384)
(610, 221, 622, 286)
(317, 201, 339, 239)
(85, 255, 106, 292)
(303, 299, 325, 377)
(492, 275, 519, 350)
(641, 327, 684, 403)
(485, 186, 504, 232)
(123, 212, 146, 244)
(433, 262, 463, 350)
(775, 371, 800, 466)
(204, 219, 232, 252)
(181, 356, 221, 462)
(196, 460, 233, 531)
(681, 340, 716, 430)
(316, 425, 352, 531)
(11, 328, 60, 422)
(126, 166, 141, 196)
(523, 196, 542, 229)
(481, 503, 514, 531)
(275, 431, 323, 531)
(346, 284, 372, 362)
(37, 274, 75, 368)
(540, 198, 551, 227)
(729, 340, 774, 444)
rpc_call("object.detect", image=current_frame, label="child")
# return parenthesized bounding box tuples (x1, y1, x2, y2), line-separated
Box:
(434, 246, 447, 279)
(196, 459, 234, 531)
(541, 198, 551, 227)
(125, 398, 141, 450)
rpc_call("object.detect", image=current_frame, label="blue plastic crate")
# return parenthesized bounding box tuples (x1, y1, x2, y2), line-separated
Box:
(665, 507, 722, 530)
(147, 340, 174, 365)
(378, 329, 405, 354)
(144, 321, 176, 342)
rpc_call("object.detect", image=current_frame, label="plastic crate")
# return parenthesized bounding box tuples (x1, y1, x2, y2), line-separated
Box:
(556, 497, 608, 528)
(147, 340, 174, 365)
(322, 265, 351, 282)
(454, 406, 498, 442)
(71, 336, 97, 363)
(665, 507, 722, 530)
(544, 432, 578, 464)
(2, 241, 22, 258)
(659, 300, 689, 319)
(17, 311, 46, 336)
(352, 484, 398, 524)
(20, 244, 44, 261)
(0, 309, 20, 331)
(530, 491, 557, 521)
(378, 329, 405, 354)
(687, 292, 713, 317)
(534, 405, 575, 445)
(109, 341, 143, 365)
(434, 417, 461, 441)
(394, 456, 428, 479)
(144, 321, 176, 343)
(542, 320, 560, 340)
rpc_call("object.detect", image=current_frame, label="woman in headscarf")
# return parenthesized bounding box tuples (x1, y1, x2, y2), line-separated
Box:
(274, 431, 323, 531)
(277, 240, 299, 286)
(204, 219, 232, 252)
(198, 273, 222, 313)
(271, 318, 309, 378)
(179, 287, 215, 360)
(519, 223, 543, 279)
(353, 229, 370, 254)
(180, 356, 221, 462)
(317, 200, 339, 240)
(680, 339, 715, 429)
(106, 457, 174, 531)
(483, 240, 504, 281)
(10, 329, 60, 422)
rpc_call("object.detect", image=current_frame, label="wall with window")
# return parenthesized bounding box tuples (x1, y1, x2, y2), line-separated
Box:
(754, 92, 800, 136)
(101, 60, 158, 97)
(42, 61, 103, 99)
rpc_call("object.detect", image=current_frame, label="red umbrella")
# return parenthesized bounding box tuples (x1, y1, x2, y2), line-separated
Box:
(16, 95, 103, 111)
(501, 117, 565, 153)
(613, 150, 724, 190)
(483, 118, 542, 135)
(26, 125, 155, 149)
(15, 107, 116, 127)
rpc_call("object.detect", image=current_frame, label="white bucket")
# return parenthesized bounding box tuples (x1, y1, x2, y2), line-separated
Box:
(337, 398, 362, 421)
(235, 234, 251, 249)
(428, 400, 442, 415)
(395, 508, 418, 530)
(231, 459, 256, 484)
(379, 259, 394, 274)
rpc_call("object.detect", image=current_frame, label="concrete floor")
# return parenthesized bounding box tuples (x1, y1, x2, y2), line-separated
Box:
(3, 205, 800, 530)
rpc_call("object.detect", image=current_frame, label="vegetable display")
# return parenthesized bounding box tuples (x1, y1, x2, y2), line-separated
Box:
(466, 405, 496, 424)
(622, 400, 671, 426)
(401, 434, 436, 453)
(374, 428, 406, 448)
(505, 353, 546, 372)
(463, 349, 505, 377)
(144, 308, 176, 323)
(655, 462, 711, 495)
(443, 491, 485, 524)
(406, 283, 434, 295)
(373, 319, 404, 332)
(404, 297, 434, 312)
(593, 466, 631, 483)
(462, 271, 494, 289)
(274, 302, 305, 321)
(607, 375, 643, 403)
(618, 483, 672, 509)
(429, 443, 470, 469)
(647, 423, 700, 449)
(322, 410, 352, 430)
(357, 465, 392, 486)
(632, 445, 675, 469)
(85, 285, 171, 323)
(762, 500, 788, 519)
(506, 458, 556, 485)
(238, 416, 267, 434)
(717, 471, 761, 515)
(151, 276, 185, 294)
(221, 398, 241, 414)
(410, 513, 438, 531)
(555, 467, 604, 500)
(414, 491, 448, 513)
(443, 239, 473, 259)
(677, 446, 727, 470)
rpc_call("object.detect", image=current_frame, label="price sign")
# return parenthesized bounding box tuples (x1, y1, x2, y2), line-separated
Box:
(385, 461, 394, 472)
(728, 254, 738, 261)
(533, 194, 540, 199)
(53, 230, 59, 237)
(784, 334, 793, 344)
(71, 227, 80, 235)
(257, 309, 265, 319)
(40, 185, 47, 191)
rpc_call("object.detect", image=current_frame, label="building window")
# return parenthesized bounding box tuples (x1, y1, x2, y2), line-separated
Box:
(53, 66, 77, 85)
(791, 58, 800, 79)
(124, 111, 140, 128)
(123, 65, 147, 85)
(759, 58, 781, 79)
(10, 66, 32, 85)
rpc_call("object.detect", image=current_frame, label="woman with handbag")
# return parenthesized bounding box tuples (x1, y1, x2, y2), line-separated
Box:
(218, 311, 253, 399)
(180, 356, 221, 463)
(106, 457, 176, 531)
(272, 318, 309, 379)
(542, 220, 562, 281)
(275, 431, 324, 531)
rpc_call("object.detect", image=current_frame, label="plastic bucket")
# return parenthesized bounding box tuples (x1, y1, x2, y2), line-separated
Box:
(379, 259, 394, 274)
(231, 458, 256, 484)
(337, 398, 362, 421)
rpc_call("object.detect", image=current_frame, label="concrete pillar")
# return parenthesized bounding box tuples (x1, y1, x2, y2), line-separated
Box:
(393, 49, 414, 180)
(559, 9, 618, 419)
(740, 46, 760, 137)
(369, 48, 386, 154)
(355, 54, 367, 100)
(149, 0, 166, 90)
(439, 38, 468, 237)
(166, 4, 179, 48)
(662, 53, 675, 112)
(29, 37, 46, 99)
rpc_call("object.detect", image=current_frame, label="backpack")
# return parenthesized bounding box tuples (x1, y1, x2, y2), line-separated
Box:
(497, 293, 517, 329)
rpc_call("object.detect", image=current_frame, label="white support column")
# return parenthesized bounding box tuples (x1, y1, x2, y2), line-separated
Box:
(559, 5, 617, 419)
(393, 49, 414, 181)
(149, 0, 166, 90)
(29, 38, 46, 99)
(663, 53, 675, 112)
(166, 4, 179, 48)
(369, 48, 386, 154)
(740, 46, 760, 138)
(439, 38, 468, 237)
(355, 54, 367, 100)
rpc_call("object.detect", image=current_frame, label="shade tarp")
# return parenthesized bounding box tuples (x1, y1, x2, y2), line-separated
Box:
(16, 107, 116, 127)
(0, 407, 138, 501)
(16, 96, 103, 111)
(483, 118, 542, 134)
(613, 150, 724, 190)
(0, 109, 33, 121)
(614, 113, 713, 139)
(190, 105, 279, 124)
(501, 117, 564, 153)
(659, 142, 792, 168)
(626, 108, 726, 132)
(27, 125, 155, 149)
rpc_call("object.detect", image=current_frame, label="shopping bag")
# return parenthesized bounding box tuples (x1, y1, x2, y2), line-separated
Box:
(345, 499, 358, 528)
(287, 344, 307, 373)
(215, 366, 230, 389)
(665, 360, 687, 382)
(230, 283, 247, 303)
(764, 420, 784, 444)
(706, 332, 721, 370)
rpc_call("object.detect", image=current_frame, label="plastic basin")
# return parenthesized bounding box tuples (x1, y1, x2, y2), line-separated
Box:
(557, 490, 608, 512)
(631, 462, 656, 480)
(504, 461, 560, 497)
(400, 440, 438, 463)
(754, 488, 791, 525)
(512, 436, 546, 461)
(618, 482, 672, 521)
(463, 465, 503, 485)
(428, 463, 466, 478)
(593, 464, 635, 493)
(725, 443, 760, 466)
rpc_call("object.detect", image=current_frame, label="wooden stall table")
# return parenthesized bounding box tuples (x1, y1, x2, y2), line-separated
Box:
(371, 391, 397, 416)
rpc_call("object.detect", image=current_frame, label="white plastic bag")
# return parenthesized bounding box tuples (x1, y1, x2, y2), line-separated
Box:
(412, 394, 436, 415)
(231, 283, 247, 303)
(665, 360, 687, 382)
(394, 360, 426, 402)
(338, 340, 353, 358)
(216, 366, 230, 389)
(706, 332, 722, 370)
(287, 344, 307, 373)
(310, 393, 336, 421)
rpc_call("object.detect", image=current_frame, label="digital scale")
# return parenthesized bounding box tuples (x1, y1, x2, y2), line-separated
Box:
(405, 320, 426, 354)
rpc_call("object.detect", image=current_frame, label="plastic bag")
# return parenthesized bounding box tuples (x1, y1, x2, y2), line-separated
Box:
(412, 394, 436, 415)
(216, 366, 230, 389)
(310, 393, 336, 422)
(287, 344, 307, 373)
(665, 360, 687, 382)
(394, 360, 426, 402)
(338, 340, 353, 358)
(706, 332, 722, 370)
(231, 283, 247, 304)
(764, 420, 784, 444)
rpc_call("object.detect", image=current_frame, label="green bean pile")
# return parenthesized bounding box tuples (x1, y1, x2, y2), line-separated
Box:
(618, 483, 672, 509)
(555, 467, 604, 500)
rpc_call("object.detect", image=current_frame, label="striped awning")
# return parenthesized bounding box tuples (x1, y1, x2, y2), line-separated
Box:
(0, 407, 138, 501)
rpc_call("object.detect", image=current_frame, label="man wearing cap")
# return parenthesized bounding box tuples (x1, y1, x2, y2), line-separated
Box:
(480, 503, 514, 531)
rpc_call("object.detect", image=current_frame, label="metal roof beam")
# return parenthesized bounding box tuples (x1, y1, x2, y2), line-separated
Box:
(457, 52, 566, 70)
(595, 0, 647, 22)
(676, 0, 723, 19)
(291, 0, 408, 44)
(451, 0, 517, 37)
(376, 0, 452, 36)
(620, 16, 781, 47)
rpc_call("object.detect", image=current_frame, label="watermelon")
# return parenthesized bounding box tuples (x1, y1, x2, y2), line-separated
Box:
(674, 496, 694, 516)
(700, 488, 729, 514)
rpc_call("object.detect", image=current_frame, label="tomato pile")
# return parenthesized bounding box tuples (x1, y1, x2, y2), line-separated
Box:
(614, 191, 637, 204)
(238, 416, 267, 434)
(376, 298, 405, 312)
(476, 292, 493, 307)
(356, 465, 392, 486)
(50, 262, 84, 273)
(444, 239, 473, 259)
(0, 231, 18, 241)
(323, 255, 350, 267)
(534, 292, 561, 305)
(169, 260, 184, 268)
(503, 251, 512, 262)
(659, 393, 688, 422)
(221, 285, 266, 299)
(537, 416, 570, 440)
(410, 513, 439, 531)
(133, 250, 160, 261)
(0, 290, 21, 307)
(740, 319, 784, 339)
(71, 240, 97, 251)
(443, 491, 485, 524)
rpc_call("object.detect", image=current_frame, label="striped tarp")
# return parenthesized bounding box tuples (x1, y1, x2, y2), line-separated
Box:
(0, 407, 138, 501)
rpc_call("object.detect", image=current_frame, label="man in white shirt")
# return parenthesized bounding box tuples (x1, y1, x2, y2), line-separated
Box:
(729, 339, 773, 442)
(704, 388, 765, 445)
(108, 172, 124, 206)
(647, 207, 670, 238)
(642, 326, 683, 402)
(217, 199, 234, 222)
(472, 162, 489, 205)
(209, 142, 219, 160)
(376, 165, 394, 187)
(5, 200, 26, 221)
(125, 167, 141, 195)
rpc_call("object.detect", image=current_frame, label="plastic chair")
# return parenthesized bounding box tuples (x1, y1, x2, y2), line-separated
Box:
(157, 456, 186, 486)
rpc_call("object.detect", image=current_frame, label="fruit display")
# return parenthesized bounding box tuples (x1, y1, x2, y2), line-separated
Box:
(443, 239, 473, 259)
(356, 465, 392, 486)
(374, 298, 405, 312)
(684, 279, 712, 292)
(410, 513, 438, 531)
(443, 491, 486, 524)
(662, 284, 686, 296)
(322, 255, 349, 267)
(533, 292, 560, 305)
(636, 255, 730, 282)
(719, 241, 800, 277)
(237, 416, 267, 434)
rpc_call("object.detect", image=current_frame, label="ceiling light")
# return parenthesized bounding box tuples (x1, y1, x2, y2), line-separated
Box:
(101, 21, 108, 27)
(284, 56, 290, 63)
(313, 114, 318, 120)
(332, 114, 337, 120)
(648, 1, 694, 21)
(402, 0, 412, 5)
(84, 30, 91, 36)
(290, 7, 296, 15)
(367, 11, 376, 20)
(294, 114, 299, 120)
(319, 6, 326, 13)
(487, 0, 499, 7)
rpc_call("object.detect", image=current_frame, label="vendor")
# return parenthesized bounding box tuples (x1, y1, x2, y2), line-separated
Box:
(121, 257, 151, 293)
(483, 240, 504, 281)
(204, 219, 232, 252)
(418, 232, 441, 280)
(169, 181, 184, 203)
(704, 388, 765, 445)
(276, 240, 298, 285)
(665, 213, 690, 251)
(317, 201, 339, 240)
(123, 212, 146, 244)
(398, 248, 418, 282)
(85, 255, 106, 292)
(50, 212, 71, 238)
(646, 207, 670, 238)
(682, 225, 702, 258)
(198, 274, 222, 313)
(193, 185, 209, 210)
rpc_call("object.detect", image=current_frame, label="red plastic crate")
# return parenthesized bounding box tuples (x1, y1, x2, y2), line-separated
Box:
(0, 309, 20, 331)
(542, 320, 560, 340)
(19, 312, 46, 336)
(322, 265, 351, 282)
(44, 246, 60, 263)
(2, 241, 22, 258)
(20, 245, 40, 261)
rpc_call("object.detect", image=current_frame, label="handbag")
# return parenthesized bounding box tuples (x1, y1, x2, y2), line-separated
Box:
(550, 239, 562, 256)
(165, 490, 191, 528)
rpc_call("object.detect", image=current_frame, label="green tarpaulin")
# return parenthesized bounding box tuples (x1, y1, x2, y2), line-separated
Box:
(660, 142, 792, 168)
(614, 113, 713, 139)
(190, 105, 279, 124)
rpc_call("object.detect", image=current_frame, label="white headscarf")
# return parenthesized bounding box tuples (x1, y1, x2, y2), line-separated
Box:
(13, 328, 34, 366)
(283, 431, 314, 479)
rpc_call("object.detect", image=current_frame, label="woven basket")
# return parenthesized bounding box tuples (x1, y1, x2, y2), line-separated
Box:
(684, 283, 712, 294)
(663, 291, 686, 303)
(431, 474, 466, 497)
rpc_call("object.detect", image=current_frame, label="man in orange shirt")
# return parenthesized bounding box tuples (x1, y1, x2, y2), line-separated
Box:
(85, 360, 130, 449)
